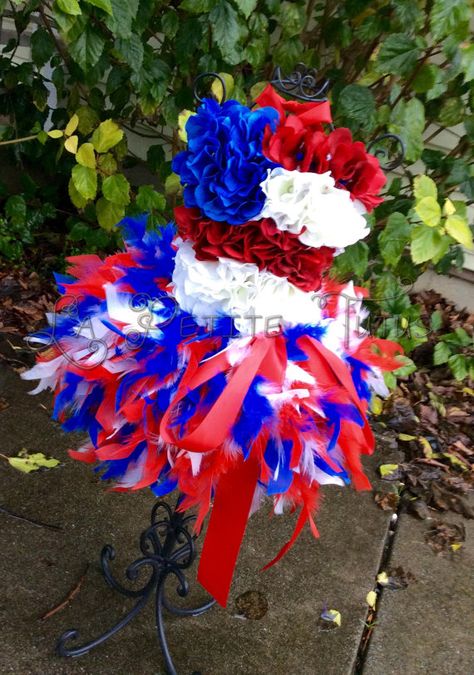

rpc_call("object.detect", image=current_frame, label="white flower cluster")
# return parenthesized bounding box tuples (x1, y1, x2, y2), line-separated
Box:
(172, 239, 325, 335)
(259, 168, 369, 249)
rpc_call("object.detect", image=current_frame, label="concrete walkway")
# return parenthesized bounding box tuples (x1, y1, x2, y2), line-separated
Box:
(0, 363, 472, 675)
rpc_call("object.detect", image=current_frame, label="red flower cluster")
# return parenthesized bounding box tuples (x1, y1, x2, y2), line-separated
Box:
(175, 206, 335, 292)
(255, 85, 386, 211)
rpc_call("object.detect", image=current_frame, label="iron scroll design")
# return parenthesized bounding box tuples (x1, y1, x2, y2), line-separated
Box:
(57, 497, 215, 675)
(367, 133, 406, 171)
(193, 71, 227, 103)
(270, 63, 330, 102)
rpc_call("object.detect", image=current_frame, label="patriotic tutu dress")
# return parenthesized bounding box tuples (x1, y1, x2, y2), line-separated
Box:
(24, 84, 402, 606)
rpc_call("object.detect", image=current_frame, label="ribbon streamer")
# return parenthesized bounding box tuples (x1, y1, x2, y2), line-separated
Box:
(160, 333, 376, 607)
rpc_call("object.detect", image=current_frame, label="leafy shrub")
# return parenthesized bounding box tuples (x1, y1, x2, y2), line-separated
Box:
(434, 328, 474, 380)
(0, 0, 473, 376)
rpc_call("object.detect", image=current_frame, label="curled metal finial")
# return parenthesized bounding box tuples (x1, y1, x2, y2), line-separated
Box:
(193, 72, 227, 103)
(367, 133, 405, 171)
(270, 63, 330, 102)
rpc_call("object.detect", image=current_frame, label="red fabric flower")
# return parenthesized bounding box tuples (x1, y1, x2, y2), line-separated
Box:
(175, 206, 335, 293)
(255, 85, 386, 212)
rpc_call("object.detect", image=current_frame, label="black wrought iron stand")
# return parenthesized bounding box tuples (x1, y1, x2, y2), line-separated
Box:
(56, 496, 215, 675)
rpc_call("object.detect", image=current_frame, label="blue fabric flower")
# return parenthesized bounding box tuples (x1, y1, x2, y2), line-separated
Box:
(172, 98, 279, 225)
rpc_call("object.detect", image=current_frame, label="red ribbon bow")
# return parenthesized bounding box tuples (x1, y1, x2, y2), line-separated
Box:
(160, 334, 374, 607)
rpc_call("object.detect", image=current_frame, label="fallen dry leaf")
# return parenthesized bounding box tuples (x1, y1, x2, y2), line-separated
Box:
(319, 608, 341, 630)
(366, 590, 377, 609)
(425, 521, 465, 554)
(235, 590, 268, 620)
(1, 449, 60, 473)
(374, 491, 400, 511)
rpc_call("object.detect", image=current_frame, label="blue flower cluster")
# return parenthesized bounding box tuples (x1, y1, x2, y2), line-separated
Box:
(172, 98, 279, 225)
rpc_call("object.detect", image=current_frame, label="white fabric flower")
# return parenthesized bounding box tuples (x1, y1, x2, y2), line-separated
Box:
(259, 168, 370, 249)
(171, 239, 325, 335)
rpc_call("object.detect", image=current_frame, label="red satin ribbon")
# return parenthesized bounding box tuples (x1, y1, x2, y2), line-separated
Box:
(160, 334, 373, 607)
(160, 335, 287, 452)
(255, 83, 333, 126)
(197, 453, 260, 607)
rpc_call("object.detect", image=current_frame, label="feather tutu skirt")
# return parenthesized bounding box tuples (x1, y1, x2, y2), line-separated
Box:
(23, 215, 401, 606)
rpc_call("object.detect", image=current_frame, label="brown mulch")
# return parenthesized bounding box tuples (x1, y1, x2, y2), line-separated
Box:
(375, 290, 474, 522)
(0, 268, 56, 336)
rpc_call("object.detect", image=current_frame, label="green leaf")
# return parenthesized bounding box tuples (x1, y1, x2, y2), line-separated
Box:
(84, 0, 113, 14)
(165, 173, 181, 196)
(244, 37, 268, 68)
(393, 356, 417, 377)
(179, 0, 216, 11)
(68, 220, 92, 241)
(445, 215, 473, 249)
(96, 197, 124, 230)
(146, 145, 165, 173)
(376, 34, 421, 76)
(393, 0, 423, 26)
(91, 119, 124, 153)
(430, 0, 470, 41)
(161, 10, 179, 38)
(438, 98, 465, 127)
(277, 1, 305, 38)
(432, 236, 451, 265)
(115, 35, 144, 71)
(412, 64, 438, 94)
(425, 66, 448, 102)
(64, 135, 79, 154)
(56, 0, 82, 16)
(379, 464, 399, 478)
(453, 327, 472, 347)
(433, 341, 451, 365)
(460, 44, 474, 82)
(5, 195, 26, 225)
(32, 81, 49, 111)
(76, 143, 96, 169)
(378, 212, 411, 268)
(464, 115, 474, 141)
(451, 201, 468, 220)
(69, 26, 105, 70)
(390, 98, 425, 163)
(102, 174, 130, 206)
(410, 225, 444, 264)
(76, 106, 100, 135)
(210, 1, 241, 63)
(72, 165, 97, 201)
(414, 175, 437, 201)
(448, 353, 468, 381)
(68, 177, 88, 208)
(6, 450, 60, 473)
(430, 310, 443, 332)
(98, 153, 118, 175)
(414, 196, 441, 227)
(374, 272, 410, 313)
(337, 85, 375, 130)
(331, 241, 369, 280)
(31, 27, 55, 67)
(136, 185, 166, 212)
(273, 37, 304, 73)
(105, 0, 139, 38)
(235, 0, 257, 19)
